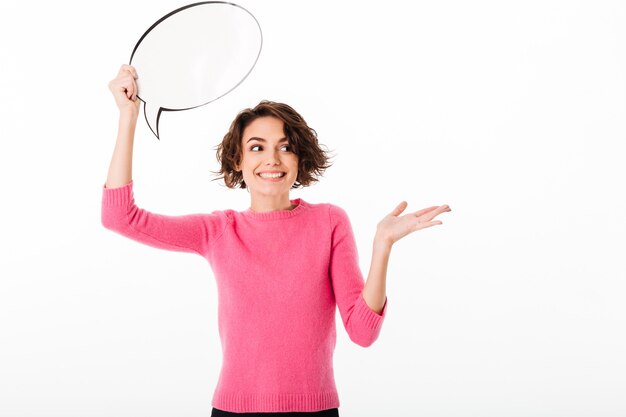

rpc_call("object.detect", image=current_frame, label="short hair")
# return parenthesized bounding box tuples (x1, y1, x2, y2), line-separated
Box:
(213, 100, 332, 189)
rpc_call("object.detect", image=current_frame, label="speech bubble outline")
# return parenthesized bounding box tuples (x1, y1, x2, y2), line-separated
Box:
(129, 1, 263, 139)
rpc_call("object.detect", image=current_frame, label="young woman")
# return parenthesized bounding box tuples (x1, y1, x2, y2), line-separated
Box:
(102, 64, 451, 416)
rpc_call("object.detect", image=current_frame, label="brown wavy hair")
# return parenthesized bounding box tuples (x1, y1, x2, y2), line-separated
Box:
(213, 101, 333, 189)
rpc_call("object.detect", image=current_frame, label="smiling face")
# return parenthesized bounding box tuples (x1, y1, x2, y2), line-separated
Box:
(236, 116, 299, 206)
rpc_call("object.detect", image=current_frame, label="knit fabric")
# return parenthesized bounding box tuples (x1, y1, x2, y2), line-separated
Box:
(101, 181, 388, 413)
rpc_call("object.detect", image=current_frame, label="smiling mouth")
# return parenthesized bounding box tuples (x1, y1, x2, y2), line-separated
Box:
(257, 172, 286, 179)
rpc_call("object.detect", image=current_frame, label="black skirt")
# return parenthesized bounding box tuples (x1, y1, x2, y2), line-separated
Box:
(211, 407, 340, 417)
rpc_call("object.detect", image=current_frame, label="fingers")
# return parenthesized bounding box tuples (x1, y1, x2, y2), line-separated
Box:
(413, 220, 443, 232)
(110, 64, 139, 102)
(406, 204, 451, 233)
(416, 204, 451, 218)
(126, 79, 136, 101)
(390, 201, 408, 216)
(118, 64, 138, 79)
(391, 202, 452, 220)
(413, 206, 440, 217)
(123, 65, 138, 100)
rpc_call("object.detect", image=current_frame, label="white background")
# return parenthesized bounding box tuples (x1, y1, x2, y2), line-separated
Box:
(1, 1, 625, 416)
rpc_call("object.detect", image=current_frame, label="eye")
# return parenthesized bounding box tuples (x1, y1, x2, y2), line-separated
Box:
(250, 145, 262, 152)
(280, 144, 291, 152)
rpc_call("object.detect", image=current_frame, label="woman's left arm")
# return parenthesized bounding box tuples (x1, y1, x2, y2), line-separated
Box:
(362, 202, 452, 313)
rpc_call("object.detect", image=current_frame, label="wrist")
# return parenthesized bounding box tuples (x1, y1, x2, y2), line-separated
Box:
(373, 233, 393, 252)
(119, 109, 139, 124)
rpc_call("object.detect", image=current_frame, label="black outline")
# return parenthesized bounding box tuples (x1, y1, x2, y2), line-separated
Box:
(129, 1, 263, 139)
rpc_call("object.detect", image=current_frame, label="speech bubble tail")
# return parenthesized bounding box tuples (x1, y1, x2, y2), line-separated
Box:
(143, 103, 162, 140)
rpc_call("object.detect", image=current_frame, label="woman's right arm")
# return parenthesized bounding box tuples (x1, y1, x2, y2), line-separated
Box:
(106, 64, 140, 188)
(102, 65, 230, 256)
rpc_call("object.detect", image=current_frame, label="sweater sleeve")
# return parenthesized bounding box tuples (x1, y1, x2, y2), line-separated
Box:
(101, 181, 229, 256)
(328, 204, 388, 347)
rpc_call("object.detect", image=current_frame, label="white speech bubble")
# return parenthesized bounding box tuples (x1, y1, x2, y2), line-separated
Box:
(129, 1, 263, 139)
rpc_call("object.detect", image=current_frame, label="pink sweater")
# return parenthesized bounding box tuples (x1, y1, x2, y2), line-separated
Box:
(101, 181, 388, 413)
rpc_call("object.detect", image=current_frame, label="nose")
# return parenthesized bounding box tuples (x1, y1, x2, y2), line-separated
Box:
(264, 149, 280, 165)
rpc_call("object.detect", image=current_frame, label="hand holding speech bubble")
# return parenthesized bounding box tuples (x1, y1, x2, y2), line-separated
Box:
(129, 1, 263, 139)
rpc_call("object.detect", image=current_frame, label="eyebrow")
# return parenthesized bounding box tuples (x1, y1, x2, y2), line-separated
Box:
(246, 137, 289, 143)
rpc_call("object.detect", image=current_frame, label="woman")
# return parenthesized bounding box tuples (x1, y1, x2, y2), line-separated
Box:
(102, 64, 451, 416)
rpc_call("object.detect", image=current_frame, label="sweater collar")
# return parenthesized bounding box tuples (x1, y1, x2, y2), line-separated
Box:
(242, 198, 307, 221)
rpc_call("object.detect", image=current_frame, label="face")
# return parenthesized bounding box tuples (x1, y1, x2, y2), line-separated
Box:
(236, 116, 299, 199)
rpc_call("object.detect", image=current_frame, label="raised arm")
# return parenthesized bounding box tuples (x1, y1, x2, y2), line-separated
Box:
(106, 64, 140, 188)
(101, 65, 230, 257)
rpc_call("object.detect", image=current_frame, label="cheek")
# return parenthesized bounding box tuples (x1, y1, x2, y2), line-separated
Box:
(288, 155, 299, 170)
(240, 153, 256, 169)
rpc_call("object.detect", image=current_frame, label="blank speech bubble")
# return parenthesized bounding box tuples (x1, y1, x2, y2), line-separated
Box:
(129, 1, 263, 139)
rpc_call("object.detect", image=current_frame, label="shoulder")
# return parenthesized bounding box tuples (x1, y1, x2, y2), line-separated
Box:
(209, 209, 242, 230)
(197, 208, 234, 231)
(219, 209, 237, 220)
(301, 199, 350, 225)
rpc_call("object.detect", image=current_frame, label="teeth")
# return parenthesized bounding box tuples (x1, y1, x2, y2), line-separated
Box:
(259, 172, 284, 178)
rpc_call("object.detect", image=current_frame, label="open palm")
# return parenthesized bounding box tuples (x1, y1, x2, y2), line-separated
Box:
(376, 202, 451, 246)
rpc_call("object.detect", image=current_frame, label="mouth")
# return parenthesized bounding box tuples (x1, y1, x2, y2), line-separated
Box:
(257, 172, 286, 181)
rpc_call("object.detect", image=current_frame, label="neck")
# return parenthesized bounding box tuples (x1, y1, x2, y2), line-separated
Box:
(249, 192, 295, 213)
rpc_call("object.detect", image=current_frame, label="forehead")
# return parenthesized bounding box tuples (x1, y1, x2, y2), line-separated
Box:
(242, 116, 285, 142)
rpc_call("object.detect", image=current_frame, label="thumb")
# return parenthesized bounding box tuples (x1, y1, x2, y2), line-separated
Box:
(391, 201, 408, 216)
